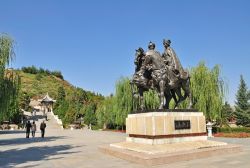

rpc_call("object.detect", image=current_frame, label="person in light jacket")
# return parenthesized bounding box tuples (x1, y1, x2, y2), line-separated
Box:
(31, 121, 37, 138)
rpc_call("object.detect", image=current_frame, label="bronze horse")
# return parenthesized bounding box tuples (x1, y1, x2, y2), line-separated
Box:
(131, 48, 193, 110)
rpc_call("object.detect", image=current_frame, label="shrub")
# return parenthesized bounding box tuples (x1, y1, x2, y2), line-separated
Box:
(213, 127, 250, 133)
(21, 65, 38, 74)
(35, 73, 43, 80)
(21, 66, 64, 80)
(91, 125, 102, 130)
(51, 71, 64, 80)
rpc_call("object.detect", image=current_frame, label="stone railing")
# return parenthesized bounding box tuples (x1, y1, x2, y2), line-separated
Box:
(50, 111, 64, 129)
(9, 124, 18, 130)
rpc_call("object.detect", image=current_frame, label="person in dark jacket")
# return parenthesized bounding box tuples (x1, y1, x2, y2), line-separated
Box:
(40, 121, 46, 138)
(25, 121, 32, 138)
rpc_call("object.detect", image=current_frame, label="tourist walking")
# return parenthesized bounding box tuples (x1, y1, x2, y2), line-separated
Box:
(45, 113, 48, 121)
(25, 121, 32, 138)
(31, 121, 37, 138)
(40, 121, 46, 138)
(33, 109, 36, 116)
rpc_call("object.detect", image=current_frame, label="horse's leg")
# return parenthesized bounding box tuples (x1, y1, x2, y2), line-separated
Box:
(181, 78, 193, 109)
(131, 83, 135, 110)
(158, 80, 165, 109)
(174, 87, 184, 109)
(170, 89, 177, 105)
(132, 84, 140, 111)
(188, 91, 193, 109)
(164, 89, 172, 109)
(139, 88, 144, 110)
(170, 89, 181, 109)
(138, 88, 141, 110)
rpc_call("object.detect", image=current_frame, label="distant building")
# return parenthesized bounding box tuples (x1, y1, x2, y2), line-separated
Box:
(38, 93, 56, 115)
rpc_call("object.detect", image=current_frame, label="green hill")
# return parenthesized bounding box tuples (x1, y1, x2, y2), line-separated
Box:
(18, 70, 74, 99)
(15, 67, 104, 125)
(16, 68, 103, 102)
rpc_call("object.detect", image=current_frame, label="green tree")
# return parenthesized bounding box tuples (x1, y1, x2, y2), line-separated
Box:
(54, 86, 67, 119)
(221, 102, 235, 127)
(190, 62, 226, 123)
(0, 34, 21, 123)
(144, 89, 160, 110)
(55, 86, 66, 106)
(54, 85, 100, 126)
(19, 92, 31, 111)
(69, 87, 87, 121)
(95, 77, 175, 130)
(114, 77, 133, 130)
(63, 103, 76, 124)
(235, 75, 250, 126)
(83, 103, 97, 126)
(51, 70, 64, 80)
(235, 75, 249, 110)
(96, 95, 116, 129)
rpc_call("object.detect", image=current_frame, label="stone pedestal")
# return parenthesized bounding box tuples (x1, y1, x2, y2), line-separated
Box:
(100, 110, 241, 165)
(126, 111, 207, 144)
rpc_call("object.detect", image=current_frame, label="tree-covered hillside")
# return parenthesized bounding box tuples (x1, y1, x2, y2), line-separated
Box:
(18, 70, 71, 99)
(15, 67, 104, 126)
(16, 67, 102, 102)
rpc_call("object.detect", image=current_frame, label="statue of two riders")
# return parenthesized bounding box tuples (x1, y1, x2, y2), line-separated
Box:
(131, 39, 193, 110)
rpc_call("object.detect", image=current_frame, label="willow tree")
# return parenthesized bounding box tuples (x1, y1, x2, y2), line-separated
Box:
(0, 34, 21, 123)
(100, 77, 163, 129)
(190, 62, 226, 122)
(143, 89, 160, 109)
(96, 95, 116, 129)
(113, 77, 133, 130)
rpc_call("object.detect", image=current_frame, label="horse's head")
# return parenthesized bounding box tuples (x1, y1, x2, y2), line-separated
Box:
(131, 70, 148, 88)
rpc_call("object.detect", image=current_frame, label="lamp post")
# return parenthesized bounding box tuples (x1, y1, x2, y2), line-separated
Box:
(206, 122, 213, 137)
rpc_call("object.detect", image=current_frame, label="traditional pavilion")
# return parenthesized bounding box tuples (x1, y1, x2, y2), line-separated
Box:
(39, 93, 56, 115)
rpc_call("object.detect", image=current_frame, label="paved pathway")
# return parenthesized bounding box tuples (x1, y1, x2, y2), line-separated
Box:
(1, 112, 250, 168)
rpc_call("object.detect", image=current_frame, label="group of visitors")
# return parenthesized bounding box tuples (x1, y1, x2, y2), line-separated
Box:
(25, 120, 46, 138)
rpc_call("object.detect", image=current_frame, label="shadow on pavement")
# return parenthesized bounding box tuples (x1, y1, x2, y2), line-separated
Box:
(0, 136, 66, 146)
(28, 114, 46, 121)
(0, 144, 79, 168)
(0, 130, 26, 134)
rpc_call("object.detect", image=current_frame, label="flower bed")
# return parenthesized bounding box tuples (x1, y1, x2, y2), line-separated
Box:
(213, 132, 250, 138)
(103, 129, 126, 133)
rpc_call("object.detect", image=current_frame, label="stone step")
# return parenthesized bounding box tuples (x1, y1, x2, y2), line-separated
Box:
(26, 111, 62, 130)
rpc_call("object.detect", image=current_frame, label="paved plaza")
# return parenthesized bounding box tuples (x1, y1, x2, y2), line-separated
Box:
(0, 113, 250, 168)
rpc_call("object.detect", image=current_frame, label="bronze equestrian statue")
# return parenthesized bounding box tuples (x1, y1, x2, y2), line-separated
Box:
(131, 39, 193, 110)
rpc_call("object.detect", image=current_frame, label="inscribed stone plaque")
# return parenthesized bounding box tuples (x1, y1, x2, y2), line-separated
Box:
(174, 120, 191, 130)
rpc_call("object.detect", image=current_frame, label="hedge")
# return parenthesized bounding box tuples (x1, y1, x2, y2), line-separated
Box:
(213, 127, 250, 133)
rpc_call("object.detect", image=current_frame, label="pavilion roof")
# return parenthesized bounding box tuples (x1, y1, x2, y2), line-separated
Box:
(39, 93, 56, 103)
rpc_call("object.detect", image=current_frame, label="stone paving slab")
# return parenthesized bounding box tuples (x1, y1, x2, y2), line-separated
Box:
(0, 129, 250, 168)
(110, 140, 228, 154)
(100, 142, 241, 166)
(0, 112, 250, 168)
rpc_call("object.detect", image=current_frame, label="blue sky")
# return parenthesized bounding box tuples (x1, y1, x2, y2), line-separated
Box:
(1, 0, 250, 104)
